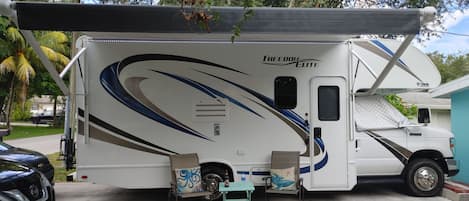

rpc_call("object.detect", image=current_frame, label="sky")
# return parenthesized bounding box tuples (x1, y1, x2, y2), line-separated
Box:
(418, 10, 469, 55)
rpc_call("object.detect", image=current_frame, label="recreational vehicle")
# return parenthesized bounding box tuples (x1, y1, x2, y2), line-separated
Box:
(0, 1, 458, 198)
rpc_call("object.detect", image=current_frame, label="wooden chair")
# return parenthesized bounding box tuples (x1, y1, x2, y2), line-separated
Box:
(168, 153, 212, 201)
(263, 151, 304, 201)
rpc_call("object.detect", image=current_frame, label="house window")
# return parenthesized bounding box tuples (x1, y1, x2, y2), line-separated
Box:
(274, 77, 297, 109)
(318, 86, 340, 121)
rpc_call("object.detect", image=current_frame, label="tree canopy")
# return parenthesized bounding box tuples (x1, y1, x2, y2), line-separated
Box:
(0, 16, 70, 128)
(428, 52, 469, 84)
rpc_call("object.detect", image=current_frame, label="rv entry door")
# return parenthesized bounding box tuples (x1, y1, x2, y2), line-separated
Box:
(310, 76, 349, 189)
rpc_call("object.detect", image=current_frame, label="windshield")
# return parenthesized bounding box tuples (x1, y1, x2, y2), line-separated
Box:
(0, 142, 13, 151)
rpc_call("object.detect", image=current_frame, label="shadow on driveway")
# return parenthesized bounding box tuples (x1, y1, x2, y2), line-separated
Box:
(55, 182, 448, 201)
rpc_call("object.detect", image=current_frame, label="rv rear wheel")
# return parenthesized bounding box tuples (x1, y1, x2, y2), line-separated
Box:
(404, 159, 444, 197)
(202, 166, 229, 200)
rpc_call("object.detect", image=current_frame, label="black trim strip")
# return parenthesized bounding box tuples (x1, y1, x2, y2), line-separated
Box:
(78, 121, 172, 156)
(117, 54, 247, 75)
(365, 131, 413, 165)
(78, 108, 176, 154)
(78, 108, 84, 117)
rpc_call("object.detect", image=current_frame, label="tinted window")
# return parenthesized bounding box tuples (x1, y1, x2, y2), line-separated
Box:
(275, 77, 297, 109)
(318, 86, 339, 121)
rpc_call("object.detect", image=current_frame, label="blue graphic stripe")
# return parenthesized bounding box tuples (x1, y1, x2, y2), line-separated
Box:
(100, 63, 211, 141)
(314, 152, 328, 171)
(196, 70, 309, 132)
(239, 170, 313, 175)
(313, 137, 327, 171)
(252, 171, 270, 176)
(196, 70, 328, 171)
(371, 40, 407, 67)
(300, 166, 310, 174)
(151, 70, 263, 118)
(315, 138, 325, 151)
(152, 70, 217, 99)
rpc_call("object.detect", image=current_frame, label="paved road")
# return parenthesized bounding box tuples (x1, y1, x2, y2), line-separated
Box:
(55, 182, 449, 201)
(5, 134, 62, 155)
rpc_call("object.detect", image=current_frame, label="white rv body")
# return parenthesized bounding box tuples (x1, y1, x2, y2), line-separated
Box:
(75, 38, 354, 190)
(73, 35, 456, 192)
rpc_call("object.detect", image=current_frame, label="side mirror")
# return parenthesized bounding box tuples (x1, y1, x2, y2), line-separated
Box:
(418, 108, 431, 124)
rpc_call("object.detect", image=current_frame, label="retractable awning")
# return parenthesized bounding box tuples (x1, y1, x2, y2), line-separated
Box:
(0, 1, 437, 97)
(4, 2, 436, 34)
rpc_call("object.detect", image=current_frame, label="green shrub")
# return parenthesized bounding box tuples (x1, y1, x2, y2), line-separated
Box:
(385, 94, 418, 119)
(11, 101, 32, 121)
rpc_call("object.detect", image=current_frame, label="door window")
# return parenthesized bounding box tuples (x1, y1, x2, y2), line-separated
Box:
(318, 86, 340, 121)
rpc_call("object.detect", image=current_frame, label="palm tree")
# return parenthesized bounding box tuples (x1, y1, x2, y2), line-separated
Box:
(0, 17, 69, 129)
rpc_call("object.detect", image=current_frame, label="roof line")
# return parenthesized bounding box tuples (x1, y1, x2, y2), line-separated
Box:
(431, 75, 469, 98)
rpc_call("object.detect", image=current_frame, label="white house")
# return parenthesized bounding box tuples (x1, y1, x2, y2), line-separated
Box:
(399, 92, 451, 130)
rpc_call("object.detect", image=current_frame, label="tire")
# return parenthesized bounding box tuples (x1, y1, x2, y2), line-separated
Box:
(32, 117, 40, 124)
(201, 166, 230, 200)
(404, 159, 444, 197)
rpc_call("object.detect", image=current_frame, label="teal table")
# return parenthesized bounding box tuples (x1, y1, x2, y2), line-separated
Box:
(218, 181, 255, 201)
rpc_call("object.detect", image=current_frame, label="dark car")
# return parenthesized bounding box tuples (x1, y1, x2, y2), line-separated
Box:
(0, 142, 54, 183)
(0, 159, 55, 201)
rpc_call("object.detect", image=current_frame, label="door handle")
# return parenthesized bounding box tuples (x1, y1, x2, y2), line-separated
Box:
(314, 127, 321, 138)
(355, 138, 360, 151)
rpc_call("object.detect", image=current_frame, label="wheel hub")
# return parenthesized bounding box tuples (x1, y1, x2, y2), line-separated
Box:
(414, 167, 438, 191)
(203, 173, 223, 200)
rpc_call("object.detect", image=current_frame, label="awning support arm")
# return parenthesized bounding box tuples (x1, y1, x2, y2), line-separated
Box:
(21, 30, 69, 95)
(60, 47, 86, 78)
(364, 35, 415, 96)
(352, 50, 378, 78)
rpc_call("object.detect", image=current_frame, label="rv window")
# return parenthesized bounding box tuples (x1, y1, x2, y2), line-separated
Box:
(318, 86, 340, 121)
(274, 77, 297, 109)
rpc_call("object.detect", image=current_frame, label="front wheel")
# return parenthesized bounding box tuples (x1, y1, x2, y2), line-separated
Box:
(404, 159, 444, 197)
(202, 166, 229, 200)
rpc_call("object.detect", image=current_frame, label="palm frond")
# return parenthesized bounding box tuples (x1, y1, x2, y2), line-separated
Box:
(39, 46, 70, 70)
(38, 31, 70, 56)
(5, 27, 26, 50)
(24, 47, 41, 68)
(40, 46, 59, 63)
(16, 53, 35, 83)
(56, 52, 70, 70)
(0, 56, 17, 74)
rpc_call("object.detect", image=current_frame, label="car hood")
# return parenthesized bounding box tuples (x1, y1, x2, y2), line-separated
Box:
(0, 160, 35, 188)
(0, 147, 49, 167)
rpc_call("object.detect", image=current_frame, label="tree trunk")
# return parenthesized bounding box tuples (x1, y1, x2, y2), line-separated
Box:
(0, 74, 13, 124)
(5, 77, 16, 129)
(288, 0, 294, 7)
(52, 96, 57, 127)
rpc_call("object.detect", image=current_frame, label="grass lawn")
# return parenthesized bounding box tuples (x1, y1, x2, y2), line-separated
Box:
(3, 126, 63, 140)
(47, 152, 75, 183)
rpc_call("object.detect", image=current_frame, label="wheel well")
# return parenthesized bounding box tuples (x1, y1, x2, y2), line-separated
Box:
(408, 150, 448, 174)
(200, 162, 234, 181)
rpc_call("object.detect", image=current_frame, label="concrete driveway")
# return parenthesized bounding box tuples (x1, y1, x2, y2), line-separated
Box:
(5, 134, 62, 155)
(55, 182, 449, 201)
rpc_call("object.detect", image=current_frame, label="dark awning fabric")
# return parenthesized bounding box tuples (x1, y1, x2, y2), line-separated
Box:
(15, 2, 421, 34)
